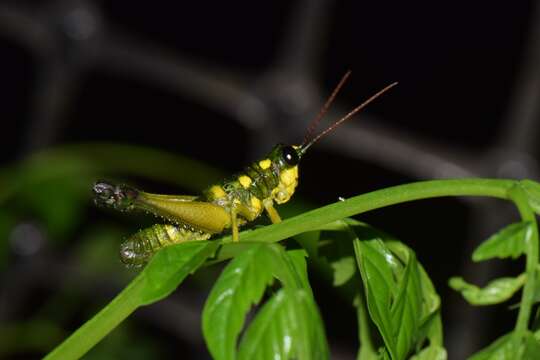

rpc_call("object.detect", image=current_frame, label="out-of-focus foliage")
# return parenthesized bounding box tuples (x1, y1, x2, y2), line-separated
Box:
(5, 143, 540, 360)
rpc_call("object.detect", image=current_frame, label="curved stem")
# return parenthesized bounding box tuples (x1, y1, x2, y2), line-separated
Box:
(508, 185, 539, 332)
(216, 179, 516, 260)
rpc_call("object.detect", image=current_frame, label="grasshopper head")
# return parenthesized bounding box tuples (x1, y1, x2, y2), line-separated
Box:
(93, 181, 139, 211)
(266, 144, 303, 204)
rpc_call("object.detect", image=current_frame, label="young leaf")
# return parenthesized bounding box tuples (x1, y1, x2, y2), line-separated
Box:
(530, 268, 540, 305)
(202, 243, 314, 360)
(139, 241, 219, 305)
(237, 288, 329, 360)
(286, 249, 312, 294)
(469, 332, 519, 360)
(293, 231, 320, 257)
(331, 257, 357, 287)
(354, 295, 378, 360)
(318, 222, 359, 287)
(388, 243, 443, 349)
(449, 275, 526, 306)
(469, 331, 540, 360)
(267, 245, 306, 290)
(418, 313, 444, 352)
(389, 252, 423, 360)
(409, 345, 447, 360)
(355, 237, 445, 360)
(472, 222, 531, 262)
(387, 242, 441, 324)
(357, 229, 443, 350)
(523, 332, 540, 359)
(520, 179, 540, 215)
(202, 243, 277, 360)
(397, 245, 443, 350)
(354, 239, 397, 358)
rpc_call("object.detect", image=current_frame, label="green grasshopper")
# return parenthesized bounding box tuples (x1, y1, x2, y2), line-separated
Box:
(93, 72, 397, 267)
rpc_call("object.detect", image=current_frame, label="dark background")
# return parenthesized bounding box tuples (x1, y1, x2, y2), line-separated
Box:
(1, 1, 539, 359)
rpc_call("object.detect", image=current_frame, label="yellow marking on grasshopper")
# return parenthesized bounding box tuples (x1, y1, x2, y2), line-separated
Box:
(250, 196, 262, 213)
(238, 175, 252, 189)
(209, 185, 226, 198)
(258, 159, 271, 169)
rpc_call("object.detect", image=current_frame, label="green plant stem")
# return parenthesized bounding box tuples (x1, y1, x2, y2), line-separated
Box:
(44, 277, 145, 360)
(508, 185, 539, 332)
(216, 179, 515, 261)
(250, 179, 513, 242)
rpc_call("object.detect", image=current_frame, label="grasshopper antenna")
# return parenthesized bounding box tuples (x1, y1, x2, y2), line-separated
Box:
(302, 70, 352, 147)
(300, 81, 398, 155)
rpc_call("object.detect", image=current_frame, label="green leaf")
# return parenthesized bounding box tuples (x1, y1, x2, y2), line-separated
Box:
(414, 257, 444, 348)
(469, 332, 518, 360)
(449, 275, 526, 306)
(331, 257, 357, 287)
(293, 231, 320, 257)
(286, 249, 312, 293)
(530, 268, 540, 306)
(377, 348, 391, 360)
(139, 241, 219, 305)
(523, 332, 540, 359)
(354, 292, 378, 360)
(358, 347, 379, 360)
(420, 314, 444, 351)
(470, 331, 540, 360)
(409, 345, 447, 360)
(238, 288, 329, 360)
(351, 228, 444, 353)
(269, 245, 306, 289)
(416, 265, 443, 347)
(354, 238, 443, 360)
(472, 222, 531, 262)
(203, 243, 302, 359)
(389, 251, 423, 360)
(318, 221, 359, 287)
(520, 179, 540, 215)
(386, 242, 441, 324)
(202, 244, 273, 360)
(203, 243, 320, 360)
(354, 239, 397, 358)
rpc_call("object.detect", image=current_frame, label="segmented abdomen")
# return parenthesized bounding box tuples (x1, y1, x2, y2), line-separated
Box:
(120, 224, 211, 267)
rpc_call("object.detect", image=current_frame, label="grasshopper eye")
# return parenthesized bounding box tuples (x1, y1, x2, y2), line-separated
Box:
(282, 146, 299, 166)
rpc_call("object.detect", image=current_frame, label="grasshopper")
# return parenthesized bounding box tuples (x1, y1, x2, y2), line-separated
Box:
(93, 72, 397, 267)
